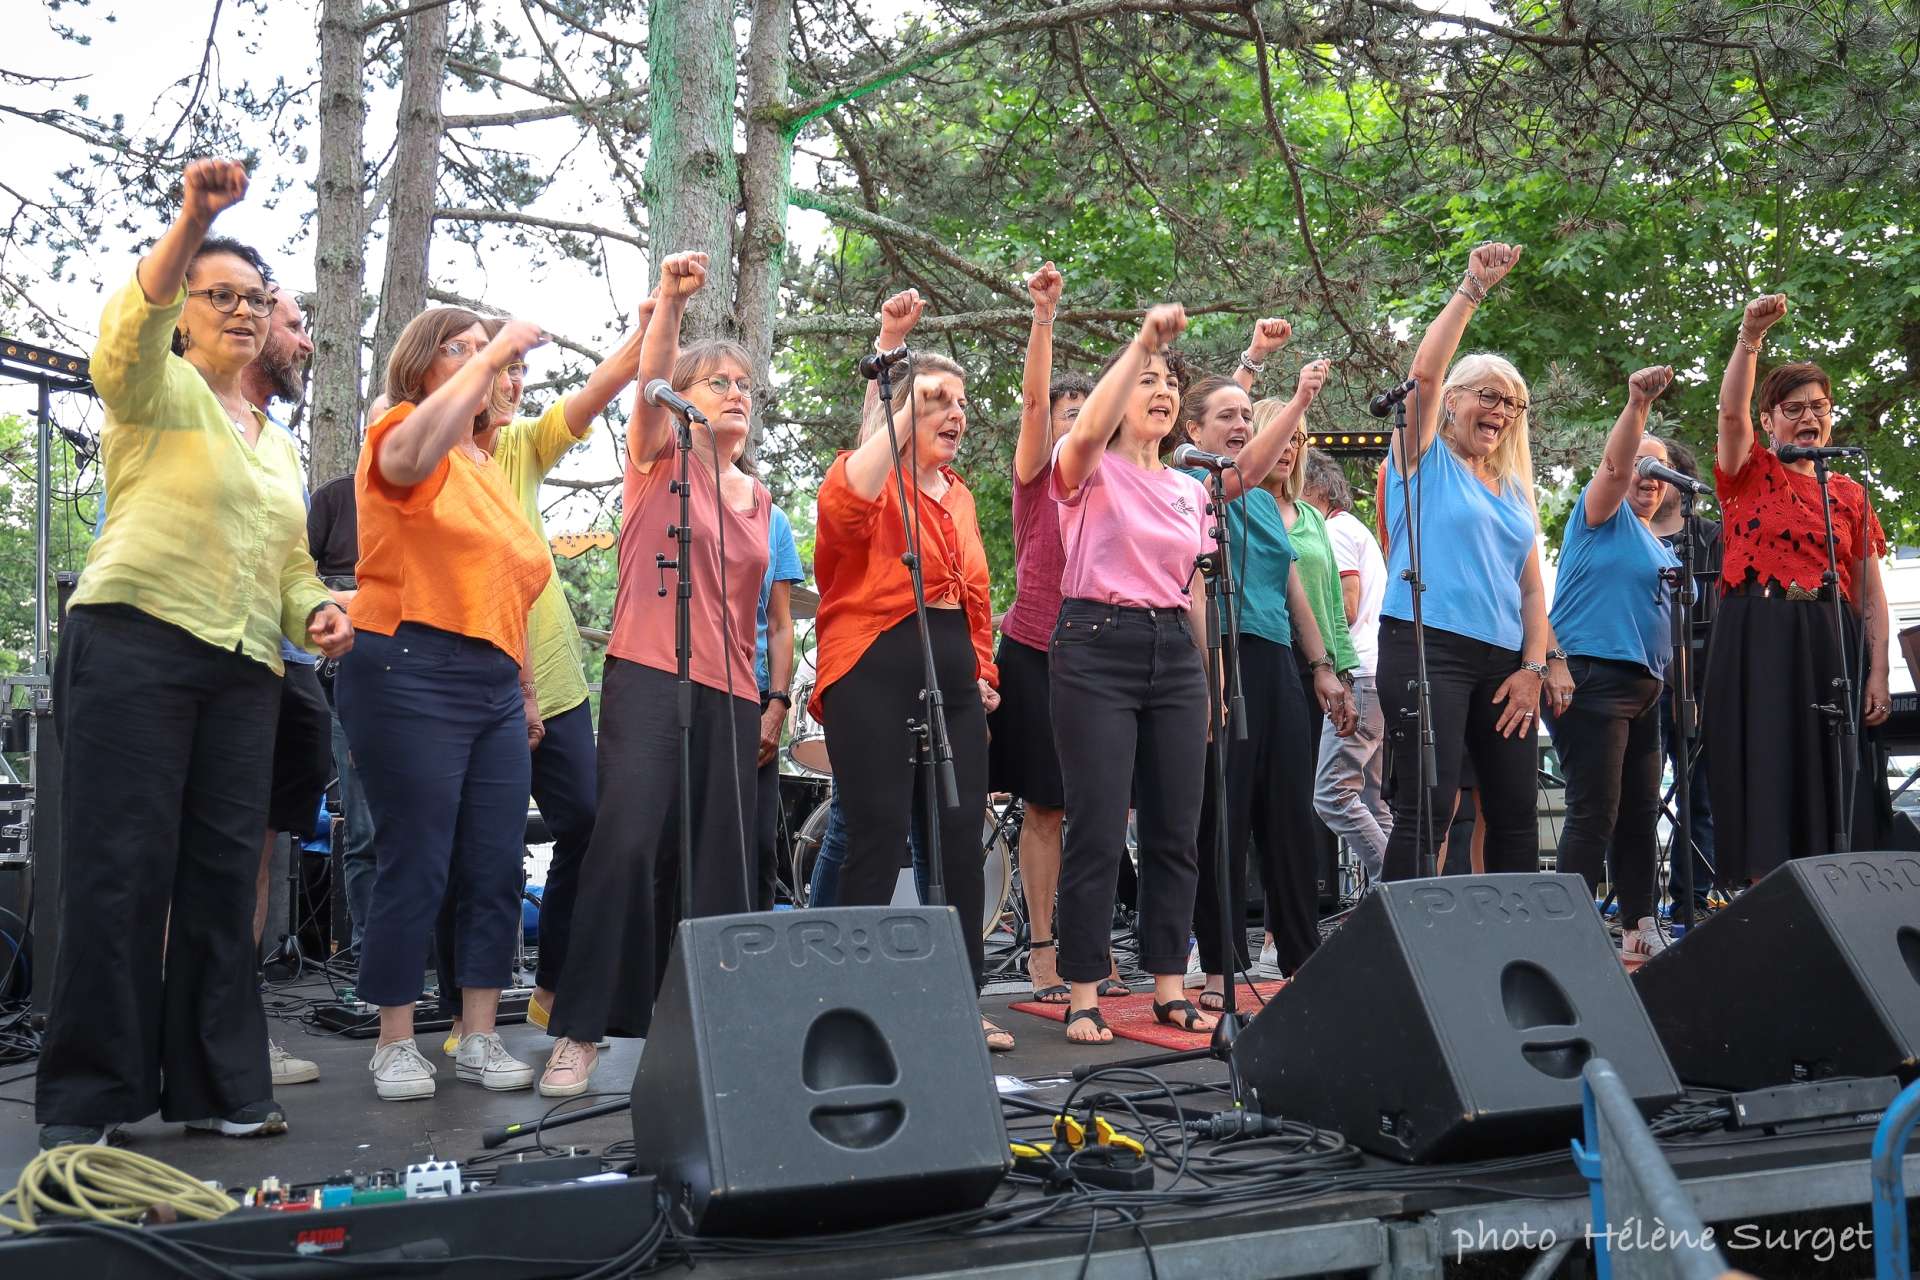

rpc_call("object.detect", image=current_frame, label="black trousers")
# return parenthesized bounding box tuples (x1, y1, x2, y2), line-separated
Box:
(820, 611, 987, 989)
(755, 746, 781, 912)
(1377, 618, 1539, 881)
(1544, 657, 1663, 922)
(550, 659, 756, 1041)
(1052, 600, 1208, 983)
(1193, 636, 1321, 979)
(38, 605, 280, 1125)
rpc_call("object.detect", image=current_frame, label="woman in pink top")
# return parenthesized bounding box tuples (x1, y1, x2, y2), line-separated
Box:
(541, 252, 770, 1097)
(1049, 304, 1215, 1044)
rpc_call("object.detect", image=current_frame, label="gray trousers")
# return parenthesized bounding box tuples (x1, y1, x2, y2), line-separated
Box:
(1313, 674, 1392, 883)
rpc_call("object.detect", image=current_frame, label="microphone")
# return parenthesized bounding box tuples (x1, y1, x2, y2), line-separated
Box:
(1775, 443, 1865, 463)
(1170, 442, 1235, 472)
(1634, 454, 1707, 494)
(858, 344, 911, 380)
(642, 378, 707, 422)
(1368, 377, 1418, 419)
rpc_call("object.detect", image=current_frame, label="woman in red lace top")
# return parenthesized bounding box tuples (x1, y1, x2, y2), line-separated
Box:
(1706, 294, 1891, 884)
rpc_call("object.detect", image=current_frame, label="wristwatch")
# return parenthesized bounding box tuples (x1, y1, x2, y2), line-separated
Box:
(1545, 647, 1568, 663)
(1519, 660, 1550, 680)
(764, 690, 793, 708)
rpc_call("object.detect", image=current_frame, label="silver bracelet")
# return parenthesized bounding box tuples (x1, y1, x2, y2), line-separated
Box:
(1239, 351, 1265, 375)
(1737, 333, 1762, 356)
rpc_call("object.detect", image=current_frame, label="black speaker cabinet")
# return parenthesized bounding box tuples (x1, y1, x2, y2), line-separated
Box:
(630, 907, 1010, 1235)
(1635, 851, 1920, 1089)
(1232, 873, 1682, 1163)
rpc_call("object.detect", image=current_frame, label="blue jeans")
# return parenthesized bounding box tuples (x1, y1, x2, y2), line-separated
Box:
(809, 781, 930, 906)
(329, 709, 377, 952)
(335, 624, 529, 1007)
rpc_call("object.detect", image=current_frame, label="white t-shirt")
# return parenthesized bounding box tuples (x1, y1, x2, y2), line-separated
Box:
(1326, 509, 1386, 676)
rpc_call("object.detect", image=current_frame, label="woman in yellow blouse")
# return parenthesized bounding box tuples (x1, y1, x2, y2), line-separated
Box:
(35, 160, 351, 1151)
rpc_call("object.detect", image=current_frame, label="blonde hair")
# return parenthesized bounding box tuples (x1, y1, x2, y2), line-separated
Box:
(862, 354, 967, 442)
(1251, 398, 1305, 502)
(1441, 352, 1536, 507)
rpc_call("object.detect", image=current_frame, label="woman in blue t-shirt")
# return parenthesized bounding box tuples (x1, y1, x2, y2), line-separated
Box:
(1543, 367, 1680, 959)
(1377, 242, 1565, 881)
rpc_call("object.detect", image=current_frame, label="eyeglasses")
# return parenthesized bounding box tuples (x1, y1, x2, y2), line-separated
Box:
(700, 375, 753, 397)
(1461, 386, 1529, 414)
(1774, 398, 1833, 421)
(186, 287, 274, 318)
(502, 362, 528, 379)
(439, 340, 479, 360)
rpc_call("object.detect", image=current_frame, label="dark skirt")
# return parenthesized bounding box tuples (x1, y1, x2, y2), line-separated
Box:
(1702, 591, 1890, 885)
(987, 635, 1065, 808)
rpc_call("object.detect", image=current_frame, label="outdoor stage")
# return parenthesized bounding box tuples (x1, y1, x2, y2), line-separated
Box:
(3, 968, 1916, 1278)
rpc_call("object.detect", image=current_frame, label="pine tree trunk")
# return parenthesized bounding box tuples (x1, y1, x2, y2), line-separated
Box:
(736, 0, 793, 448)
(309, 0, 368, 484)
(645, 0, 738, 342)
(368, 3, 451, 392)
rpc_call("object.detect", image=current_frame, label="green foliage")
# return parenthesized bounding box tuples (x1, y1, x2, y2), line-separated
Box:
(0, 415, 96, 680)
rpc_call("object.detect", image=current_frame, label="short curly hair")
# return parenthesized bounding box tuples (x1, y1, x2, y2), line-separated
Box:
(171, 236, 274, 355)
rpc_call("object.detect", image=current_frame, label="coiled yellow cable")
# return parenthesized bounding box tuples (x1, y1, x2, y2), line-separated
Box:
(0, 1144, 235, 1232)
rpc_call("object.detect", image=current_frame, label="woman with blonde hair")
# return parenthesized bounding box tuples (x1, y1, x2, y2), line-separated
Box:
(1376, 243, 1563, 881)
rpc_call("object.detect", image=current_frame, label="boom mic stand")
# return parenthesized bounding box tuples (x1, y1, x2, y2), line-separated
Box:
(1808, 453, 1858, 854)
(1076, 465, 1260, 1111)
(1663, 488, 1700, 931)
(871, 353, 955, 911)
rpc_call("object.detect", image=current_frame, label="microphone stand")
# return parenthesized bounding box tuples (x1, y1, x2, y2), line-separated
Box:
(1808, 454, 1857, 853)
(1078, 466, 1258, 1107)
(653, 403, 702, 918)
(1663, 489, 1699, 931)
(873, 356, 954, 910)
(1392, 393, 1440, 876)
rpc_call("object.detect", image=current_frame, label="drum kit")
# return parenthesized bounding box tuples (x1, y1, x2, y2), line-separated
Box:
(776, 661, 1014, 940)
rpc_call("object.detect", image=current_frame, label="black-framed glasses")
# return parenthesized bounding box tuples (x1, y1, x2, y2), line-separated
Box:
(1775, 398, 1833, 421)
(1462, 385, 1529, 414)
(700, 375, 753, 397)
(186, 286, 274, 318)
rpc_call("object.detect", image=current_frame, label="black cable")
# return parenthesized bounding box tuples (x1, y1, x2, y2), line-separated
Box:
(701, 424, 754, 910)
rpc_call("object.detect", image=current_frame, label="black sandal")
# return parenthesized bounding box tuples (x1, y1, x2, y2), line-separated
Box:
(1095, 977, 1130, 998)
(1196, 989, 1226, 1013)
(1151, 998, 1213, 1032)
(1028, 939, 1069, 1003)
(1064, 1006, 1112, 1043)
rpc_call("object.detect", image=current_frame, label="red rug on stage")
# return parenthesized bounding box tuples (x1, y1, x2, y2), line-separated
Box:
(1008, 981, 1288, 1050)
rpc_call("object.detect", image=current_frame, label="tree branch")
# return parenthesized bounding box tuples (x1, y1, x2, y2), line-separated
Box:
(775, 300, 1253, 338)
(789, 188, 1025, 305)
(427, 285, 608, 363)
(523, 0, 645, 50)
(362, 0, 465, 34)
(443, 87, 642, 130)
(434, 205, 644, 249)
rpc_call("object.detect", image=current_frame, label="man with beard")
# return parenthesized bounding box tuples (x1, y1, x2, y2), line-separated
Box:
(240, 289, 328, 1089)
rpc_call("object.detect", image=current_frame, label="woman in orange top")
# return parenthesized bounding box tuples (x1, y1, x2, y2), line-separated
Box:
(539, 252, 771, 1098)
(334, 306, 552, 1103)
(813, 295, 1007, 1053)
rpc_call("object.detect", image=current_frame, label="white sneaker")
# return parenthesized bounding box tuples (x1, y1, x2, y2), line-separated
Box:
(1184, 944, 1206, 988)
(370, 1039, 437, 1101)
(1250, 941, 1283, 980)
(1622, 917, 1670, 960)
(269, 1040, 319, 1085)
(455, 1032, 535, 1091)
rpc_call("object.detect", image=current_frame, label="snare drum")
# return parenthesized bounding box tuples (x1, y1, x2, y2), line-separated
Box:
(784, 681, 832, 777)
(789, 799, 1015, 941)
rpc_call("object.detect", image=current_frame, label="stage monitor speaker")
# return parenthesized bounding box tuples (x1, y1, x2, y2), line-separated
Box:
(1634, 851, 1920, 1090)
(1231, 873, 1681, 1163)
(630, 906, 1009, 1236)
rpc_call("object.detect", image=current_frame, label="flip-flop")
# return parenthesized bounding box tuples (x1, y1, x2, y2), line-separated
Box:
(1065, 1006, 1112, 1044)
(1152, 997, 1214, 1033)
(982, 1019, 1016, 1053)
(1096, 978, 1130, 998)
(1032, 984, 1070, 1004)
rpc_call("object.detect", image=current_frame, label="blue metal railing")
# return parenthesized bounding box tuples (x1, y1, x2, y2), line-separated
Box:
(1572, 1059, 1726, 1280)
(1872, 1075, 1920, 1280)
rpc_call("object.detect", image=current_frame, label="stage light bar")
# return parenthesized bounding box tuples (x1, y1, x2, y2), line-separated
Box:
(1, 339, 92, 391)
(1304, 430, 1391, 455)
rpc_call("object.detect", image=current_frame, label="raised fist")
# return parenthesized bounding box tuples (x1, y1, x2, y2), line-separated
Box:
(1027, 262, 1063, 314)
(635, 294, 658, 328)
(659, 251, 709, 300)
(1293, 358, 1331, 406)
(1627, 365, 1674, 405)
(485, 318, 548, 366)
(1467, 242, 1523, 288)
(1742, 294, 1787, 340)
(1247, 317, 1292, 360)
(877, 288, 925, 344)
(182, 158, 249, 222)
(1136, 303, 1187, 351)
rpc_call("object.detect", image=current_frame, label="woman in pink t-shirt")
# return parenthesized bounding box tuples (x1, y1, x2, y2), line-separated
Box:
(541, 252, 769, 1097)
(1049, 304, 1215, 1044)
